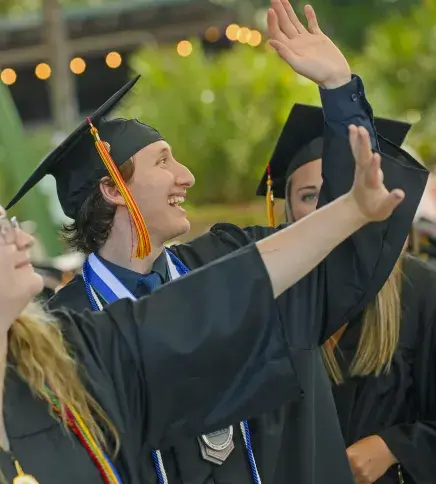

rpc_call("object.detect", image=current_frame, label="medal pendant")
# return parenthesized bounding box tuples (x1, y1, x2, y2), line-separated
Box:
(198, 426, 234, 465)
(13, 475, 40, 484)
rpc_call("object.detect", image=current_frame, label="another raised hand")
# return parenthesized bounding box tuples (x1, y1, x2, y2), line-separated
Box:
(348, 125, 405, 223)
(268, 0, 351, 89)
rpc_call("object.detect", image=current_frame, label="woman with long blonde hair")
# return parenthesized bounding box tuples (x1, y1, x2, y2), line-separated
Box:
(0, 124, 415, 484)
(259, 106, 436, 483)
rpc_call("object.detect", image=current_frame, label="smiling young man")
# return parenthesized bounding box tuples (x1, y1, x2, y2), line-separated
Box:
(6, 2, 429, 483)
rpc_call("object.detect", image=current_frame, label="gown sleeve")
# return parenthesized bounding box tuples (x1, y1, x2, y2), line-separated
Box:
(57, 243, 303, 451)
(314, 133, 428, 343)
(244, 135, 428, 346)
(376, 258, 436, 482)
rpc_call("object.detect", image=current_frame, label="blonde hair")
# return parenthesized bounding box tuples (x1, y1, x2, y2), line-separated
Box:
(320, 256, 403, 384)
(284, 179, 403, 385)
(9, 301, 119, 453)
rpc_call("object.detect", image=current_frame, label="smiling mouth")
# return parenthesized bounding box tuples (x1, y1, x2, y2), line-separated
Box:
(168, 196, 186, 207)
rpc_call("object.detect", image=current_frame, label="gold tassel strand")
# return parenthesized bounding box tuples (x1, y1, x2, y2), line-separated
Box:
(266, 164, 275, 227)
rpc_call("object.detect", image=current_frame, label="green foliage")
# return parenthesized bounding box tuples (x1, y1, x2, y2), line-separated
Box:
(308, 0, 417, 51)
(120, 41, 319, 204)
(352, 0, 436, 164)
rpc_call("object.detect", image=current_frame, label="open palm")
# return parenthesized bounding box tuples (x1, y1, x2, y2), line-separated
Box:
(268, 0, 351, 89)
(349, 125, 405, 223)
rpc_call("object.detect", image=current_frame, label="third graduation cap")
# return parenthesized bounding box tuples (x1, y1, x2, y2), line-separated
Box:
(7, 75, 164, 258)
(256, 104, 412, 200)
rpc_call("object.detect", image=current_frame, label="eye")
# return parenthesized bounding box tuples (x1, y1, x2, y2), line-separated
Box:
(301, 193, 319, 203)
(157, 156, 168, 166)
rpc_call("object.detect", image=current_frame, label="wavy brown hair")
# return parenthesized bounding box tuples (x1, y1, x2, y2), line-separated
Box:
(9, 301, 119, 453)
(61, 159, 135, 254)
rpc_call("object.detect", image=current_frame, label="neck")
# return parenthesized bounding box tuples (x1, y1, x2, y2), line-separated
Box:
(0, 332, 9, 451)
(98, 213, 164, 274)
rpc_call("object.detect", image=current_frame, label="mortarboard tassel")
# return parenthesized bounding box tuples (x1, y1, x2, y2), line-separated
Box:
(87, 118, 151, 259)
(266, 163, 276, 227)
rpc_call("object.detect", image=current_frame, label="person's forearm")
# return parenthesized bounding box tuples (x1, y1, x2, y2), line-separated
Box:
(257, 193, 367, 298)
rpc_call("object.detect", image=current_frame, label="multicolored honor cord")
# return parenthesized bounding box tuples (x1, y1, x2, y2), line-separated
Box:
(43, 386, 122, 484)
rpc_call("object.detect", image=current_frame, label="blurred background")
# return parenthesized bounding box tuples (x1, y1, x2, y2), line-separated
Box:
(0, 0, 435, 266)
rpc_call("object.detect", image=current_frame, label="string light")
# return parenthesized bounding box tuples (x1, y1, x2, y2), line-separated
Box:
(35, 62, 51, 80)
(177, 40, 193, 57)
(106, 52, 122, 69)
(1, 68, 17, 85)
(205, 26, 221, 42)
(248, 30, 262, 47)
(237, 27, 251, 44)
(225, 24, 240, 41)
(70, 57, 86, 75)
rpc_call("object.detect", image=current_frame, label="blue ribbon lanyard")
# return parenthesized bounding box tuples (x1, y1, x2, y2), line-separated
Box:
(82, 249, 261, 484)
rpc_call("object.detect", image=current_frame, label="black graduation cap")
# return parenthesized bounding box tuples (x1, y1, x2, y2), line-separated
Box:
(256, 104, 412, 199)
(6, 75, 163, 220)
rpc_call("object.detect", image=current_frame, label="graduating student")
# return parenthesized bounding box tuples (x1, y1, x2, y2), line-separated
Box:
(6, 2, 428, 483)
(260, 104, 436, 483)
(0, 125, 417, 484)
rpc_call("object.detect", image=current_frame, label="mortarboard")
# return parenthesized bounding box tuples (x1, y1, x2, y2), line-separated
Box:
(256, 104, 411, 226)
(7, 75, 163, 258)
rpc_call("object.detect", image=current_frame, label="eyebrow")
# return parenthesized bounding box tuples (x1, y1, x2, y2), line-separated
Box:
(297, 185, 319, 192)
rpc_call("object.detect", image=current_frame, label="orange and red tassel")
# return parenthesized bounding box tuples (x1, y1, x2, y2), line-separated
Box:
(87, 118, 151, 258)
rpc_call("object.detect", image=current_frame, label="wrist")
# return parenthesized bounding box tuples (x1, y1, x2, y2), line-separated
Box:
(343, 192, 371, 227)
(320, 73, 352, 90)
(375, 435, 399, 466)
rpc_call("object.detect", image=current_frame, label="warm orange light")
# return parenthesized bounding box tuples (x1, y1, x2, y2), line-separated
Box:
(248, 30, 262, 47)
(1, 68, 17, 85)
(177, 40, 193, 57)
(237, 27, 251, 44)
(106, 51, 122, 69)
(35, 62, 51, 80)
(225, 24, 240, 41)
(205, 26, 220, 42)
(70, 57, 86, 75)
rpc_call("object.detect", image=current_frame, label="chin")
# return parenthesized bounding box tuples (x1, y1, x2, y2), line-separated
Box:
(28, 272, 45, 299)
(163, 218, 191, 242)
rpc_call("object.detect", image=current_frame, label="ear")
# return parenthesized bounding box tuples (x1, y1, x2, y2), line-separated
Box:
(99, 177, 126, 207)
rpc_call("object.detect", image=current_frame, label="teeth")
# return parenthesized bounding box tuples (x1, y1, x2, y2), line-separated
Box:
(168, 196, 185, 206)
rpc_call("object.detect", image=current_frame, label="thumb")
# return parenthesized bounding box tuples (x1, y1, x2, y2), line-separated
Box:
(379, 189, 405, 218)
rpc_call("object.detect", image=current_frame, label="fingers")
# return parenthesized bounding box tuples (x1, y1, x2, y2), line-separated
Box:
(349, 124, 359, 160)
(281, 0, 307, 34)
(349, 125, 373, 169)
(269, 40, 296, 64)
(365, 153, 383, 190)
(304, 5, 322, 35)
(267, 8, 288, 44)
(270, 0, 299, 38)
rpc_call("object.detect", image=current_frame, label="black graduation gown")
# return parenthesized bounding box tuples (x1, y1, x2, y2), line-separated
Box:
(333, 254, 436, 484)
(1, 244, 303, 484)
(49, 134, 428, 484)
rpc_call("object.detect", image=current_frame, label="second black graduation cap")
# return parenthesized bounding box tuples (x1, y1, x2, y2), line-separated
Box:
(256, 104, 412, 199)
(6, 75, 163, 219)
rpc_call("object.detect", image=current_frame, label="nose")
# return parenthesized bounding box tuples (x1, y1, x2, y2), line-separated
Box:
(173, 160, 195, 189)
(15, 226, 35, 251)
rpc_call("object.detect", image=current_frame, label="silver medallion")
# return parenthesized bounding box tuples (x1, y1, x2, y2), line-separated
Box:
(198, 426, 235, 465)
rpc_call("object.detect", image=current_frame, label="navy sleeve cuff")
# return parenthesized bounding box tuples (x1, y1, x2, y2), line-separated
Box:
(320, 75, 374, 123)
(319, 75, 377, 149)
